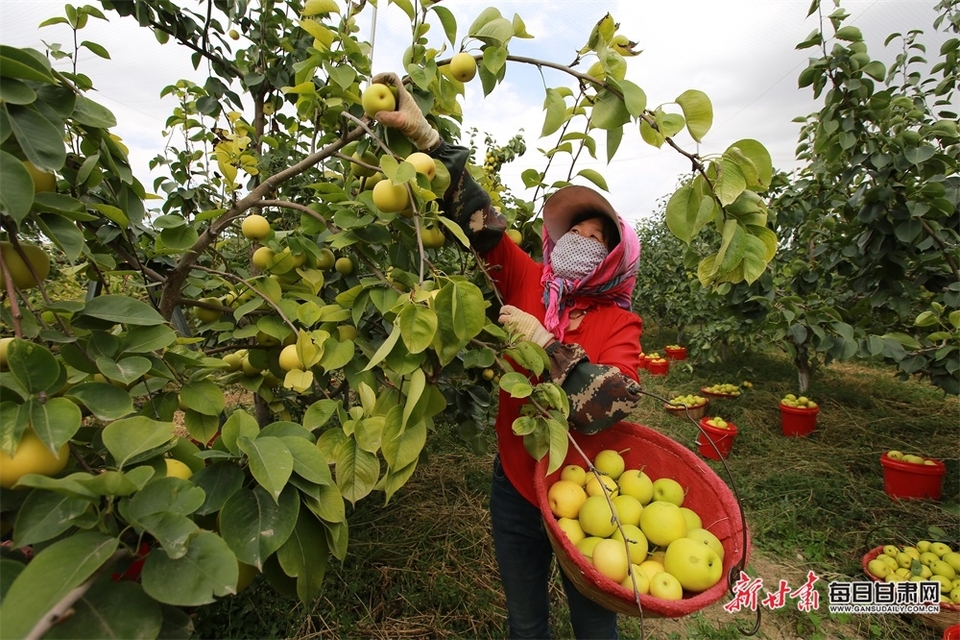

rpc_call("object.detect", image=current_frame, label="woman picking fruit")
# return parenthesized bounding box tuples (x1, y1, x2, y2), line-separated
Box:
(371, 71, 645, 639)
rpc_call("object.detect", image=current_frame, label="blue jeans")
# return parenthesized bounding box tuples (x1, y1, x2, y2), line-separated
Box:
(490, 455, 619, 640)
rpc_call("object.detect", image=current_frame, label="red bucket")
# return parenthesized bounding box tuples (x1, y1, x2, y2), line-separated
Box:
(879, 453, 945, 501)
(779, 403, 818, 437)
(647, 359, 669, 376)
(697, 418, 738, 460)
(665, 346, 687, 360)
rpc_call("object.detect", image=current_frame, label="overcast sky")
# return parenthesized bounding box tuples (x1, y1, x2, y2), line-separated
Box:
(0, 0, 950, 223)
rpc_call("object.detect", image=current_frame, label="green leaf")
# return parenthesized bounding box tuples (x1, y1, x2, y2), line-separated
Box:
(80, 295, 166, 326)
(275, 512, 329, 603)
(482, 45, 508, 75)
(541, 88, 567, 137)
(617, 79, 647, 116)
(512, 415, 536, 436)
(220, 409, 259, 455)
(381, 406, 426, 470)
(71, 95, 117, 128)
(334, 437, 379, 505)
(353, 415, 383, 453)
(74, 467, 153, 497)
(435, 280, 486, 341)
(675, 89, 713, 142)
(320, 335, 354, 371)
(948, 310, 960, 330)
(33, 192, 91, 220)
(179, 379, 225, 417)
(219, 484, 300, 569)
(28, 397, 81, 451)
(591, 88, 630, 130)
(499, 372, 533, 398)
(120, 325, 177, 354)
(639, 118, 664, 148)
(473, 17, 514, 47)
(398, 304, 438, 354)
(37, 213, 86, 261)
(91, 202, 128, 226)
(834, 25, 862, 42)
(303, 399, 340, 430)
(0, 532, 118, 639)
(363, 324, 400, 371)
(13, 491, 91, 547)
(725, 139, 773, 190)
(79, 40, 110, 60)
(159, 224, 199, 251)
(282, 435, 332, 485)
(0, 77, 36, 105)
(0, 150, 35, 223)
(43, 580, 162, 640)
(904, 145, 936, 165)
(102, 417, 175, 469)
(431, 5, 457, 47)
(8, 339, 61, 394)
(716, 157, 747, 206)
(881, 332, 923, 350)
(5, 103, 66, 171)
(140, 531, 237, 606)
(545, 418, 570, 474)
(239, 435, 293, 503)
(64, 382, 135, 420)
(862, 60, 886, 81)
(664, 184, 698, 243)
(380, 458, 419, 504)
(300, 481, 346, 526)
(192, 461, 245, 516)
(573, 168, 608, 191)
(0, 46, 55, 83)
(97, 355, 152, 385)
(401, 368, 426, 429)
(136, 511, 201, 561)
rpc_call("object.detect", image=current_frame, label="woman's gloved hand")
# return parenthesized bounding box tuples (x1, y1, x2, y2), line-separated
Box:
(499, 305, 555, 348)
(369, 72, 440, 151)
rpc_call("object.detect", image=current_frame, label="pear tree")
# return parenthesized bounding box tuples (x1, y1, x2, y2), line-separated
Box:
(0, 1, 774, 636)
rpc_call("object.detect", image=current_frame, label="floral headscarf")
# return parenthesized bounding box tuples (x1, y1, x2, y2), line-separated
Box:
(540, 215, 641, 341)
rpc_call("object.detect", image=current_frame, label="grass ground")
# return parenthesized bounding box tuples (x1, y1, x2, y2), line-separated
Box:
(191, 341, 959, 640)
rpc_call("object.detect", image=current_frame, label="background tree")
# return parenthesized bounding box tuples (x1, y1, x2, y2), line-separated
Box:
(760, 0, 959, 394)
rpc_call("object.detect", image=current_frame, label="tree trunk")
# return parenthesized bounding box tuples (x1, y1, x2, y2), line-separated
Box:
(795, 345, 812, 394)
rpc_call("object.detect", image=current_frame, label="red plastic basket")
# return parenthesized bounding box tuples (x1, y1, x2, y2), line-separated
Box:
(647, 359, 669, 376)
(534, 422, 750, 618)
(879, 453, 946, 501)
(862, 546, 960, 632)
(664, 346, 687, 360)
(779, 403, 818, 436)
(697, 418, 738, 460)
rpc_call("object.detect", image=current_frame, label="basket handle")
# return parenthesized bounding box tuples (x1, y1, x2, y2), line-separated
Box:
(645, 389, 763, 635)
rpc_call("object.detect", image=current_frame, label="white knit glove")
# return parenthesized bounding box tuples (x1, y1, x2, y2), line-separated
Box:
(498, 305, 555, 348)
(369, 72, 440, 151)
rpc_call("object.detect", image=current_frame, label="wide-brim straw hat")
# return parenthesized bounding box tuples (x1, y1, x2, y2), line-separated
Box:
(542, 185, 621, 245)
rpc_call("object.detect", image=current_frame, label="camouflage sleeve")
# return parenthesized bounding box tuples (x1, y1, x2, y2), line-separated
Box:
(545, 341, 644, 435)
(428, 141, 506, 253)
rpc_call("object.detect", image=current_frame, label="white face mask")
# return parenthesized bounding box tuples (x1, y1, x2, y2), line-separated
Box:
(550, 232, 609, 280)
